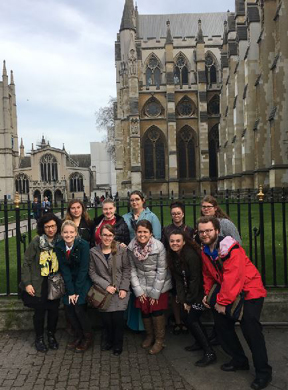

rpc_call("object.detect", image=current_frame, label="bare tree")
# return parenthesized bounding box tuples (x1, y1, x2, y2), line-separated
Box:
(95, 97, 116, 162)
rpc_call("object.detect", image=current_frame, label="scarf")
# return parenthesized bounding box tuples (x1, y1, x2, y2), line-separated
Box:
(39, 234, 59, 276)
(133, 238, 153, 261)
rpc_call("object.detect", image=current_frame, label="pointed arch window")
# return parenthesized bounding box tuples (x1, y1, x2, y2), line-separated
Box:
(177, 126, 196, 179)
(174, 54, 189, 87)
(176, 96, 196, 117)
(208, 95, 220, 115)
(143, 127, 165, 180)
(40, 154, 58, 182)
(146, 55, 161, 88)
(15, 173, 29, 194)
(209, 124, 219, 178)
(69, 173, 84, 192)
(205, 53, 218, 85)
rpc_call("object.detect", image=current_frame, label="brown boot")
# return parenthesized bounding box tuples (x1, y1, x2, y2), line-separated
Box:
(142, 317, 154, 348)
(67, 331, 82, 350)
(149, 315, 166, 355)
(75, 332, 93, 353)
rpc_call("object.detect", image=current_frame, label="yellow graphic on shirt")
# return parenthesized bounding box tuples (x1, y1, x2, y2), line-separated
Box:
(39, 250, 59, 276)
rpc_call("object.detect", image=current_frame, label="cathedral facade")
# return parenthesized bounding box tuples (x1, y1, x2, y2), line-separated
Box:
(0, 61, 91, 202)
(115, 0, 288, 197)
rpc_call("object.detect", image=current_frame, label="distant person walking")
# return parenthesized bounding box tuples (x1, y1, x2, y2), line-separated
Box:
(32, 197, 41, 222)
(42, 196, 51, 215)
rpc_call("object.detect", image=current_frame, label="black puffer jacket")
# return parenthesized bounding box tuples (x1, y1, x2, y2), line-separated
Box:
(92, 214, 130, 246)
(170, 245, 204, 306)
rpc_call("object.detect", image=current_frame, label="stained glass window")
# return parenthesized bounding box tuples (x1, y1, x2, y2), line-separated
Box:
(177, 126, 196, 179)
(144, 127, 165, 179)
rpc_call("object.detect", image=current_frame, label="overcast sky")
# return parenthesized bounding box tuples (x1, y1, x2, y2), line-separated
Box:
(0, 0, 235, 154)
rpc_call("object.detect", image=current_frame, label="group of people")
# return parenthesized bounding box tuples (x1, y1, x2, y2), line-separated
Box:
(20, 192, 272, 390)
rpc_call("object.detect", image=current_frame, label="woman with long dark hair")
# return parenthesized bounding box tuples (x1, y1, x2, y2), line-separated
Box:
(89, 224, 131, 356)
(65, 199, 93, 244)
(167, 231, 216, 367)
(20, 213, 62, 352)
(128, 220, 172, 354)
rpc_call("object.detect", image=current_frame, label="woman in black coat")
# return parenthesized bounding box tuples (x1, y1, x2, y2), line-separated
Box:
(167, 231, 216, 367)
(92, 198, 130, 247)
(65, 199, 93, 245)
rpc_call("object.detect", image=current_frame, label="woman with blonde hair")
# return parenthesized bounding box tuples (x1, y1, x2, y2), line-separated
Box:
(89, 224, 131, 356)
(55, 220, 93, 352)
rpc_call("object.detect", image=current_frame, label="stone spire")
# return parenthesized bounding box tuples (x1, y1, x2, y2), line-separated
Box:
(120, 0, 136, 32)
(197, 19, 204, 44)
(2, 60, 7, 76)
(20, 138, 24, 158)
(10, 70, 14, 85)
(165, 20, 173, 45)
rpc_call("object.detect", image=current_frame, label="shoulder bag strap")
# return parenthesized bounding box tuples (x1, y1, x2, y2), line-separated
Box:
(111, 254, 117, 287)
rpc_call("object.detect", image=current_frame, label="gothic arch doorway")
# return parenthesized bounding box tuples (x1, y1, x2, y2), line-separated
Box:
(33, 190, 41, 201)
(43, 189, 52, 202)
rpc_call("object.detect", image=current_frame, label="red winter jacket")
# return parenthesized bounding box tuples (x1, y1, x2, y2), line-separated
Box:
(202, 236, 266, 306)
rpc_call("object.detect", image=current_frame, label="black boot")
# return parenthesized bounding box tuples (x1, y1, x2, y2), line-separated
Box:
(35, 336, 48, 352)
(47, 331, 59, 350)
(190, 321, 216, 367)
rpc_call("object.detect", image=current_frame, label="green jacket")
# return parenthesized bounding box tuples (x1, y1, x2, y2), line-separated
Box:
(20, 236, 47, 297)
(55, 238, 92, 305)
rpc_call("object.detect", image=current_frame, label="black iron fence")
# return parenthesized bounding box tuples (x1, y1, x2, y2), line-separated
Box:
(0, 188, 287, 296)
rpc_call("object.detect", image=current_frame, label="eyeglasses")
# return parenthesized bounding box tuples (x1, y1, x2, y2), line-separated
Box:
(171, 212, 183, 216)
(130, 198, 141, 203)
(201, 205, 214, 209)
(44, 224, 57, 230)
(198, 229, 215, 236)
(101, 234, 114, 238)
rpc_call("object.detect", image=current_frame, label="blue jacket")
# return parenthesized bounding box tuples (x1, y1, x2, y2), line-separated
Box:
(123, 207, 161, 240)
(55, 238, 92, 305)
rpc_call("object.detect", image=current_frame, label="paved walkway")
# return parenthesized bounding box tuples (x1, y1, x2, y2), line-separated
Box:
(0, 326, 287, 390)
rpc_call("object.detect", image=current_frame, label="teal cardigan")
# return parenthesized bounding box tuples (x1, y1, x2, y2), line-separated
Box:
(55, 238, 92, 305)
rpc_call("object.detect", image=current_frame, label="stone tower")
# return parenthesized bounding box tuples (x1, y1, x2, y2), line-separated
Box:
(0, 61, 19, 199)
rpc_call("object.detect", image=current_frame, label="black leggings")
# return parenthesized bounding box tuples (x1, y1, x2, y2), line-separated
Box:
(33, 299, 60, 337)
(65, 304, 91, 333)
(101, 311, 125, 350)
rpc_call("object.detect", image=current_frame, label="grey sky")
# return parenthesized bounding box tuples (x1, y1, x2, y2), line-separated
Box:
(0, 0, 235, 154)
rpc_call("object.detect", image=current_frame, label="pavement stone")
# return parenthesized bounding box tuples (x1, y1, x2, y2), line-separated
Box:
(0, 326, 287, 390)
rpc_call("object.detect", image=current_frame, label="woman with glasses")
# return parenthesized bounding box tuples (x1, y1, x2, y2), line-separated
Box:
(200, 195, 241, 244)
(20, 213, 62, 352)
(167, 231, 216, 367)
(128, 220, 172, 355)
(65, 199, 93, 245)
(123, 190, 161, 240)
(89, 225, 131, 356)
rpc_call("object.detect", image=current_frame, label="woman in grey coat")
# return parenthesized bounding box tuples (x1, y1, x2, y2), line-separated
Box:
(128, 220, 172, 355)
(89, 224, 131, 356)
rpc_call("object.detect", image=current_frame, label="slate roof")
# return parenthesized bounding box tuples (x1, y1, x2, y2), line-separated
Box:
(19, 157, 31, 168)
(138, 13, 227, 40)
(69, 154, 91, 168)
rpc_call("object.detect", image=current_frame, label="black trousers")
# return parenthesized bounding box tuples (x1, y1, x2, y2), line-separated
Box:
(65, 304, 91, 333)
(213, 298, 272, 380)
(33, 299, 60, 337)
(101, 311, 125, 350)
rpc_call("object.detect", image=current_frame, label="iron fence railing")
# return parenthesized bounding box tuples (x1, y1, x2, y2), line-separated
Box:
(0, 187, 287, 296)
